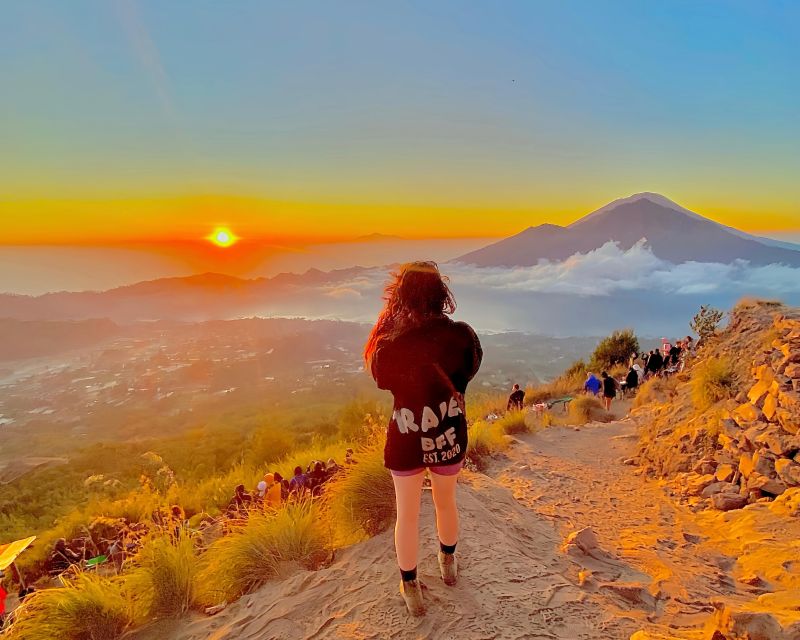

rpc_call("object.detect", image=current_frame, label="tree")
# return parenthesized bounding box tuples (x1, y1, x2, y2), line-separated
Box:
(589, 329, 640, 371)
(690, 305, 724, 341)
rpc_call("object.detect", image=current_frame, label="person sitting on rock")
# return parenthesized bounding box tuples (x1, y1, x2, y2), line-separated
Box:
(227, 484, 253, 517)
(507, 384, 525, 411)
(288, 466, 307, 496)
(263, 473, 282, 508)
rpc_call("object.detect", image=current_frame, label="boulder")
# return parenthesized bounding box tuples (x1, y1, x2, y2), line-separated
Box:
(754, 427, 800, 457)
(701, 482, 739, 498)
(779, 390, 800, 412)
(711, 492, 748, 511)
(720, 418, 740, 439)
(704, 605, 784, 640)
(686, 473, 718, 496)
(715, 463, 735, 483)
(734, 402, 763, 425)
(747, 380, 772, 406)
(763, 393, 778, 421)
(754, 364, 775, 383)
(785, 362, 800, 379)
(747, 472, 786, 496)
(738, 453, 754, 479)
(776, 408, 800, 434)
(775, 458, 800, 487)
(752, 451, 777, 477)
(693, 458, 717, 475)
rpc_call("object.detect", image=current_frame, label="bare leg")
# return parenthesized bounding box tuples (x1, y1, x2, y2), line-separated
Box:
(391, 471, 425, 571)
(430, 471, 459, 547)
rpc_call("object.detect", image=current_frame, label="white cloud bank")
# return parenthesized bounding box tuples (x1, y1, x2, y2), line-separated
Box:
(318, 239, 800, 300)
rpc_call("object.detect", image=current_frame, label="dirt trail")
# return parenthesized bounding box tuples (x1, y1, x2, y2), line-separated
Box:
(154, 418, 796, 640)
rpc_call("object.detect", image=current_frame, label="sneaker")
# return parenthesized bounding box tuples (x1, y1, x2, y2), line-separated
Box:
(438, 551, 457, 586)
(399, 578, 425, 616)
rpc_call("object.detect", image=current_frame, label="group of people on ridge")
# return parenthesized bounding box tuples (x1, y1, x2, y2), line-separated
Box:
(226, 453, 353, 518)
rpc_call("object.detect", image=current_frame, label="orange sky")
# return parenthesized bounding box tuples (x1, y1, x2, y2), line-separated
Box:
(3, 191, 798, 247)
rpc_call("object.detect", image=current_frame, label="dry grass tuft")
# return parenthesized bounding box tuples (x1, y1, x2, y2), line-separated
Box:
(5, 572, 135, 640)
(196, 499, 329, 607)
(495, 410, 529, 435)
(467, 420, 508, 471)
(691, 356, 736, 412)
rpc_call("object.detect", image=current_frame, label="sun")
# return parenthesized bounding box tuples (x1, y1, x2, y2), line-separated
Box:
(207, 226, 238, 248)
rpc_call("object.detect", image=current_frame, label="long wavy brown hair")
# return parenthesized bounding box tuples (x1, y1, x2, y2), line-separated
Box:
(364, 261, 456, 366)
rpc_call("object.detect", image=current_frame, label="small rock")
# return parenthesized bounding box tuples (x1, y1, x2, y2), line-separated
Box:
(562, 527, 598, 553)
(205, 601, 228, 615)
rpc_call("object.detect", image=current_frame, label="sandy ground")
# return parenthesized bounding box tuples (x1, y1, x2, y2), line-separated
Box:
(140, 415, 800, 640)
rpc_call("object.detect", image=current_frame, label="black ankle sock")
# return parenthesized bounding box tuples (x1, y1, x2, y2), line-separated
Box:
(440, 541, 457, 555)
(400, 567, 417, 582)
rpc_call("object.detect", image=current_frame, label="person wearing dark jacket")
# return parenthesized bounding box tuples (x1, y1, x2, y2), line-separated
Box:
(507, 384, 525, 411)
(366, 261, 482, 617)
(601, 371, 616, 411)
(625, 366, 639, 396)
(646, 349, 664, 377)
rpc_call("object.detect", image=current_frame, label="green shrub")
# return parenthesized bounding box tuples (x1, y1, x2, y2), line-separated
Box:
(324, 441, 395, 543)
(5, 572, 135, 640)
(691, 356, 736, 411)
(691, 305, 724, 341)
(196, 500, 329, 606)
(589, 329, 640, 371)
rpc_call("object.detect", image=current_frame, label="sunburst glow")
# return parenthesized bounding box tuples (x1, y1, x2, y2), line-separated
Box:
(208, 226, 238, 247)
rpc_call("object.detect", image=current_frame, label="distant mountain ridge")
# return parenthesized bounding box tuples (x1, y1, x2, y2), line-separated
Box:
(455, 193, 800, 267)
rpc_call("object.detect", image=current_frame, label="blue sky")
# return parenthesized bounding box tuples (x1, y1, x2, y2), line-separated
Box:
(1, 0, 798, 239)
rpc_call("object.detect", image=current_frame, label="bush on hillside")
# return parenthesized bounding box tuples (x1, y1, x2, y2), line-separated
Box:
(589, 329, 640, 372)
(562, 359, 588, 382)
(196, 500, 329, 606)
(5, 572, 135, 640)
(690, 305, 724, 341)
(467, 420, 507, 471)
(325, 441, 395, 543)
(691, 356, 736, 411)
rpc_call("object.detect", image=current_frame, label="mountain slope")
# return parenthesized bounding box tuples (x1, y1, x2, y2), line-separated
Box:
(455, 193, 800, 267)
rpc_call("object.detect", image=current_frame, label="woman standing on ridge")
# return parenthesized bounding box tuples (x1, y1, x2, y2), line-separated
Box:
(365, 261, 482, 617)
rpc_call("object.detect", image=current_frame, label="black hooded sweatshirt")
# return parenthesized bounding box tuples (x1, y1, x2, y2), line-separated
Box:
(371, 316, 482, 471)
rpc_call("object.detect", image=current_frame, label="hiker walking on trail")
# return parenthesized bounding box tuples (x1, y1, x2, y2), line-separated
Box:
(584, 372, 601, 396)
(365, 261, 482, 617)
(601, 371, 616, 411)
(507, 383, 525, 411)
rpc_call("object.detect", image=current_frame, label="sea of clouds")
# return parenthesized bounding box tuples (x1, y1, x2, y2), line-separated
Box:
(312, 241, 800, 335)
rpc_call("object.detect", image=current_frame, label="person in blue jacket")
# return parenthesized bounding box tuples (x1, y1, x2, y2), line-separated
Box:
(584, 372, 601, 396)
